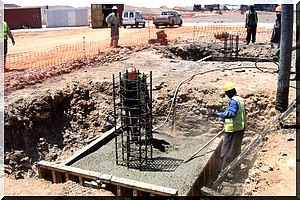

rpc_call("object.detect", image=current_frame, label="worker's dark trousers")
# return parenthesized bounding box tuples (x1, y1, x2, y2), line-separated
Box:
(3, 39, 8, 68)
(246, 26, 257, 44)
(295, 48, 300, 79)
(220, 130, 244, 171)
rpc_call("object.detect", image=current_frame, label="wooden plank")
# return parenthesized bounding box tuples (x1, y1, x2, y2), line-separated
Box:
(38, 161, 105, 182)
(38, 161, 178, 196)
(64, 126, 120, 166)
(137, 190, 144, 196)
(133, 189, 138, 196)
(79, 177, 83, 186)
(65, 174, 69, 181)
(52, 171, 57, 183)
(37, 166, 42, 179)
(110, 176, 178, 196)
(117, 186, 122, 196)
(55, 171, 62, 183)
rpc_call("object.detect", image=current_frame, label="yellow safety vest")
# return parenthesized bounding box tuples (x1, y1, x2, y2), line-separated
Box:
(225, 96, 246, 132)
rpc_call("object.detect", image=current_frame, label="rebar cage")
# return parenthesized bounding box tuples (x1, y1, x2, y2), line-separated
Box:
(224, 34, 239, 57)
(113, 70, 153, 170)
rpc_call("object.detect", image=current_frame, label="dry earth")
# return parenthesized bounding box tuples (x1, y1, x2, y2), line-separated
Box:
(3, 8, 297, 197)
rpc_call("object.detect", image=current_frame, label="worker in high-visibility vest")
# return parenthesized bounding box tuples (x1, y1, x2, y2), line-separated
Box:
(214, 82, 246, 174)
(105, 6, 120, 48)
(245, 5, 258, 45)
(120, 66, 151, 144)
(2, 20, 15, 70)
(270, 6, 282, 46)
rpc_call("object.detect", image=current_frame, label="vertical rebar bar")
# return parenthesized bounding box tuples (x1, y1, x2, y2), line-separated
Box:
(83, 36, 86, 60)
(236, 35, 239, 57)
(150, 71, 153, 160)
(119, 72, 125, 162)
(137, 70, 142, 170)
(113, 74, 118, 165)
(224, 36, 228, 57)
(124, 71, 131, 168)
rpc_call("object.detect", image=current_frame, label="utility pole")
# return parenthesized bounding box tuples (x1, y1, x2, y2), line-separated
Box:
(275, 4, 294, 112)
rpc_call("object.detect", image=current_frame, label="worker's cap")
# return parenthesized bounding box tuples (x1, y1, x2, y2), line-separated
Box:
(127, 66, 137, 80)
(275, 6, 282, 12)
(112, 6, 118, 10)
(224, 81, 235, 92)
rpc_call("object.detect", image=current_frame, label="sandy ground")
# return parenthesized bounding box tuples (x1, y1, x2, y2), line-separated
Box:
(9, 11, 277, 55)
(4, 10, 297, 197)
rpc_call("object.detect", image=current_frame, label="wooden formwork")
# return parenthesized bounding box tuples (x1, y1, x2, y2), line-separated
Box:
(187, 140, 223, 196)
(37, 160, 178, 196)
(37, 126, 223, 196)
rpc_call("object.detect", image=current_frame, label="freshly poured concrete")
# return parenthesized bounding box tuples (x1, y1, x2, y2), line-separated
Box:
(71, 132, 222, 195)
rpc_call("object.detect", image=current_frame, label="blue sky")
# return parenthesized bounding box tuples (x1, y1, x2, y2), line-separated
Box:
(2, 0, 295, 8)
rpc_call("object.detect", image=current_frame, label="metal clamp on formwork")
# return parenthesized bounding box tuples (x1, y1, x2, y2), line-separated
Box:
(213, 95, 300, 185)
(84, 180, 106, 189)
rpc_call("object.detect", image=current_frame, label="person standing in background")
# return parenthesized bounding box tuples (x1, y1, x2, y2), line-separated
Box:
(105, 6, 120, 48)
(2, 20, 15, 71)
(245, 5, 258, 45)
(270, 6, 282, 47)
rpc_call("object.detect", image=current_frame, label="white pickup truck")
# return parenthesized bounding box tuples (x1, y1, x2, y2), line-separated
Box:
(153, 11, 183, 28)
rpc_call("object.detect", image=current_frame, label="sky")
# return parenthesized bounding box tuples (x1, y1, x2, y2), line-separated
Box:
(1, 0, 295, 8)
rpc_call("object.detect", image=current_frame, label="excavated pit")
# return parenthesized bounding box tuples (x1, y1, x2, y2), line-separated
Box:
(4, 43, 281, 195)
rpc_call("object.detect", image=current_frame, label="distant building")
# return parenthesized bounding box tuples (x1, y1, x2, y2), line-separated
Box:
(240, 5, 248, 11)
(4, 7, 42, 29)
(254, 4, 278, 12)
(193, 4, 202, 11)
(4, 4, 20, 8)
(204, 4, 220, 11)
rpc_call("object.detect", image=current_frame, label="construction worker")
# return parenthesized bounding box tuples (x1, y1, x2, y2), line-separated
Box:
(214, 82, 246, 172)
(120, 66, 150, 143)
(270, 6, 282, 46)
(245, 5, 258, 45)
(2, 20, 15, 71)
(105, 6, 120, 48)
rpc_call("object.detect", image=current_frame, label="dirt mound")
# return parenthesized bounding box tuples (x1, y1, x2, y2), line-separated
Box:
(5, 81, 114, 179)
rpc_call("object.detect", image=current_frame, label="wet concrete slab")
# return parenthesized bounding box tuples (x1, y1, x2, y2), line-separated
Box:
(70, 132, 222, 195)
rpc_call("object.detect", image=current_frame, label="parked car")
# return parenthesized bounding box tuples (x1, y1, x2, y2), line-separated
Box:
(122, 10, 146, 28)
(153, 11, 183, 28)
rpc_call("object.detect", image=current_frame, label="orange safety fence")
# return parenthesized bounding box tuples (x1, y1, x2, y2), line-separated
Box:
(6, 25, 296, 70)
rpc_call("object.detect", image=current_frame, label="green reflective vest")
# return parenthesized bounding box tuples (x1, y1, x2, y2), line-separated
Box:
(121, 73, 147, 106)
(245, 10, 258, 26)
(225, 96, 246, 132)
(3, 21, 8, 40)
